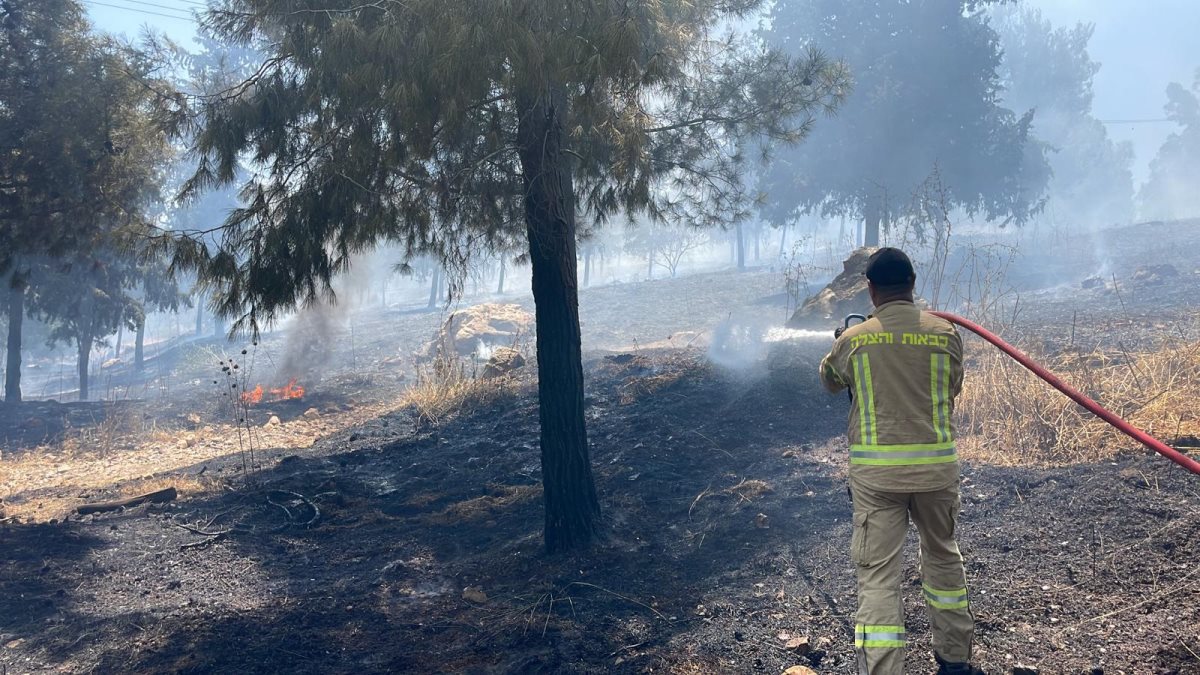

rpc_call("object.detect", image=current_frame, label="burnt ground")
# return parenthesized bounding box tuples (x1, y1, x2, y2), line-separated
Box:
(2, 348, 1198, 674)
(2, 222, 1200, 674)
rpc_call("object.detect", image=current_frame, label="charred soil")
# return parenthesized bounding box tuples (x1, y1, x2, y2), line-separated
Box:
(1, 249, 1199, 674)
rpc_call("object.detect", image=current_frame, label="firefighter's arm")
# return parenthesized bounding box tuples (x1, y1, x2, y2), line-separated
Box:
(819, 340, 849, 393)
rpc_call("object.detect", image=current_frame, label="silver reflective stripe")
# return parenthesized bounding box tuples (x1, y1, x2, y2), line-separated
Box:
(855, 630, 905, 641)
(851, 448, 957, 460)
(925, 589, 966, 604)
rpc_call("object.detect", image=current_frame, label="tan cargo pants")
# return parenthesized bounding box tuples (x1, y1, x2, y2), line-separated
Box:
(850, 481, 974, 675)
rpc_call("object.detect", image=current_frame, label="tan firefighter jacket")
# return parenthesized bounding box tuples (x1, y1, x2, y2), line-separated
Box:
(819, 300, 964, 492)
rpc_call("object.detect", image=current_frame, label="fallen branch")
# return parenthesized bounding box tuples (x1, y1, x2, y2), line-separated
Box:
(77, 487, 177, 515)
(266, 489, 320, 528)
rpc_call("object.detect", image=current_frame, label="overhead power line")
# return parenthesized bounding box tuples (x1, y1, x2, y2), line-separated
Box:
(1098, 118, 1174, 125)
(82, 0, 196, 21)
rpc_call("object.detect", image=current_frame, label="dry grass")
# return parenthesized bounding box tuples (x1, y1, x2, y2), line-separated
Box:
(429, 484, 541, 524)
(957, 338, 1200, 466)
(402, 355, 513, 426)
(724, 479, 773, 502)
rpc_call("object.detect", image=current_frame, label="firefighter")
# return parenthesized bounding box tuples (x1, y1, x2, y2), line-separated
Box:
(818, 248, 983, 675)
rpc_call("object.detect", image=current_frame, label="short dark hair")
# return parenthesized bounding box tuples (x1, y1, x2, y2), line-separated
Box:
(864, 247, 916, 288)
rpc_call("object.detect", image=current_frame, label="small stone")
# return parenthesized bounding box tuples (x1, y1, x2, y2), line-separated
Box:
(462, 586, 488, 603)
(303, 407, 320, 419)
(265, 416, 281, 427)
(5, 638, 24, 649)
(783, 666, 816, 675)
(785, 636, 810, 654)
(755, 513, 769, 528)
(1012, 666, 1040, 675)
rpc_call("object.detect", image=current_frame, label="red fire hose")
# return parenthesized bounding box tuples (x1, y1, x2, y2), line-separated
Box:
(930, 311, 1200, 477)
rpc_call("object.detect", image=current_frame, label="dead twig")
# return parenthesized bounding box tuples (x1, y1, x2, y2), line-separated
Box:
(267, 489, 321, 528)
(77, 487, 177, 515)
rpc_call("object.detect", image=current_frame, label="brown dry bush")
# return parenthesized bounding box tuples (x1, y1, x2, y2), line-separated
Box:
(957, 338, 1200, 466)
(402, 354, 515, 426)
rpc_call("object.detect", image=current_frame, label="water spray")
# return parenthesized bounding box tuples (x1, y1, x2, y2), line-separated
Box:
(845, 311, 1200, 476)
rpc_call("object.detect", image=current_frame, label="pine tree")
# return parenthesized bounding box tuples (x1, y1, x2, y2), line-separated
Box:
(759, 0, 1050, 246)
(1, 0, 172, 403)
(170, 0, 847, 551)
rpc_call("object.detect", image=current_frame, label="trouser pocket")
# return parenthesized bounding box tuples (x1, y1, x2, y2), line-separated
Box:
(851, 510, 870, 566)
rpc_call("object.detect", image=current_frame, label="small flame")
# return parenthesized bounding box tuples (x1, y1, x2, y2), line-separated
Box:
(239, 379, 303, 404)
(241, 384, 264, 404)
(270, 378, 305, 400)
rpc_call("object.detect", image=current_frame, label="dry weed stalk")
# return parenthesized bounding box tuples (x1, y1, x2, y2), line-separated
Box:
(957, 337, 1200, 466)
(402, 353, 510, 426)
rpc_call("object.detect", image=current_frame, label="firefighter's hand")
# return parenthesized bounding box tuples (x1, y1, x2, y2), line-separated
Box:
(834, 326, 846, 339)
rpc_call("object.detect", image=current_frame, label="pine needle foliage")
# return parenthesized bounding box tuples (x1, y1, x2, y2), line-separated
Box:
(169, 0, 847, 327)
(169, 0, 848, 551)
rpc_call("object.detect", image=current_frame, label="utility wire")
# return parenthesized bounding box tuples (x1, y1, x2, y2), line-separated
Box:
(1098, 118, 1174, 124)
(88, 0, 198, 16)
(82, 0, 195, 21)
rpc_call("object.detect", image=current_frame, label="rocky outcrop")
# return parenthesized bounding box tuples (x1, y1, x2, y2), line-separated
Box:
(422, 303, 534, 360)
(787, 247, 876, 329)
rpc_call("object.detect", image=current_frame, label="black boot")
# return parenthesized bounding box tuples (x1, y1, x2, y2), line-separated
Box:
(935, 652, 986, 675)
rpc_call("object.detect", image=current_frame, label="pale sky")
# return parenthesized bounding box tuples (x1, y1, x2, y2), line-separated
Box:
(86, 0, 1200, 182)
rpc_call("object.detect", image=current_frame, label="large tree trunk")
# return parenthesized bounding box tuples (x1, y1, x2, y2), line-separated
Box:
(5, 281, 25, 404)
(517, 88, 600, 553)
(134, 317, 146, 373)
(864, 197, 882, 247)
(496, 257, 506, 295)
(735, 222, 746, 270)
(77, 333, 92, 401)
(194, 301, 203, 337)
(427, 265, 442, 309)
(114, 323, 124, 360)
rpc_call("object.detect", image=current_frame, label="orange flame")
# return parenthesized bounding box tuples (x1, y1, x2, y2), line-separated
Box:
(239, 379, 304, 404)
(270, 378, 305, 400)
(241, 384, 264, 404)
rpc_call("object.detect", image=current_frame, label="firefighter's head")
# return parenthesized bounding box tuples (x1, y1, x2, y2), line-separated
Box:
(864, 247, 916, 307)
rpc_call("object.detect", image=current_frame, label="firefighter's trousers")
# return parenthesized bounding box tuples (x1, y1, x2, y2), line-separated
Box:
(850, 481, 974, 675)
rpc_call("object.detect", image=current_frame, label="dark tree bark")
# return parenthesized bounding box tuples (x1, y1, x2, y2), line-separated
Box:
(5, 281, 25, 404)
(77, 332, 92, 401)
(735, 222, 746, 270)
(864, 196, 882, 247)
(134, 317, 145, 372)
(427, 265, 442, 309)
(517, 87, 600, 553)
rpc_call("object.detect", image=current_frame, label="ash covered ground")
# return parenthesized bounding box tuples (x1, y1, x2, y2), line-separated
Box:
(2, 222, 1200, 674)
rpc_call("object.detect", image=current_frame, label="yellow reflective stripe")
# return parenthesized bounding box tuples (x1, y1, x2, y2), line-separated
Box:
(931, 354, 944, 443)
(853, 356, 868, 443)
(852, 455, 957, 466)
(861, 353, 877, 445)
(923, 583, 969, 610)
(854, 624, 906, 648)
(940, 353, 952, 442)
(850, 442, 956, 452)
(850, 441, 958, 465)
